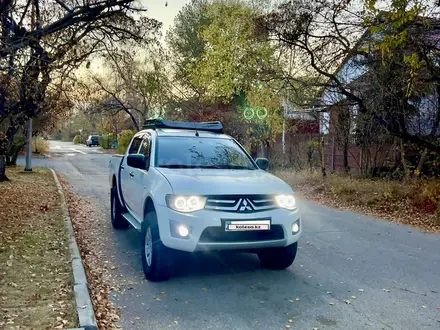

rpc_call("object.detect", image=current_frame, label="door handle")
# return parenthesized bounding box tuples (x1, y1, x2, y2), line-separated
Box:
(121, 165, 125, 170)
(129, 171, 134, 177)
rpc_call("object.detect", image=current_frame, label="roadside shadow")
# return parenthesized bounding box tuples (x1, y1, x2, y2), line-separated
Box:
(171, 250, 263, 278)
(111, 227, 278, 278)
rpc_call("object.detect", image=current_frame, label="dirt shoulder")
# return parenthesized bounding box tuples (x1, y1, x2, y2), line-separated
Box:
(0, 167, 77, 329)
(276, 170, 440, 233)
(58, 175, 121, 330)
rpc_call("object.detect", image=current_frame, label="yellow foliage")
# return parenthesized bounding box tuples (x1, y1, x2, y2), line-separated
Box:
(32, 137, 50, 154)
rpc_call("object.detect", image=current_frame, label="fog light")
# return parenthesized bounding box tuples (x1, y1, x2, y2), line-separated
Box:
(292, 222, 300, 233)
(177, 225, 189, 237)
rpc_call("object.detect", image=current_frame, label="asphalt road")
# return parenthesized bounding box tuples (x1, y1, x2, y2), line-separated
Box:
(18, 141, 440, 330)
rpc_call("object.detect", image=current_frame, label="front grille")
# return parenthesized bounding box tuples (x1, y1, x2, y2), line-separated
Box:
(199, 225, 285, 243)
(205, 195, 277, 213)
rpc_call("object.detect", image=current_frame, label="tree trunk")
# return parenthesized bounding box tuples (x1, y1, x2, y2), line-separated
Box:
(0, 155, 9, 182)
(400, 138, 410, 179)
(415, 148, 429, 177)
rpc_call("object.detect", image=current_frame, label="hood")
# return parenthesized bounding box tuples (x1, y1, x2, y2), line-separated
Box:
(156, 168, 294, 195)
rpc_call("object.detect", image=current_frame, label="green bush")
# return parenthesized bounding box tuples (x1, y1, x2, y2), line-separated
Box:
(118, 130, 135, 154)
(73, 135, 81, 144)
(99, 133, 118, 149)
(99, 135, 109, 149)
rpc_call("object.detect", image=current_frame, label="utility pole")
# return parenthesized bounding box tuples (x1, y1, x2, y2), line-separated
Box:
(24, 1, 35, 172)
(24, 118, 32, 171)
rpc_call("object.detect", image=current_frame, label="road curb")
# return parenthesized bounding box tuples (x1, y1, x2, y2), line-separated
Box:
(50, 169, 99, 330)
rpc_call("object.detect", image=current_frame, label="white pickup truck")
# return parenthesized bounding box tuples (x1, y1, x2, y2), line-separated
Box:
(109, 119, 302, 281)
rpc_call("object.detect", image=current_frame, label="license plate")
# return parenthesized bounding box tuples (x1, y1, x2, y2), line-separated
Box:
(224, 220, 271, 231)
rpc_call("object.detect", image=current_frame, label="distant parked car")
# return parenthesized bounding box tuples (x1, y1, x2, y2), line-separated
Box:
(86, 135, 99, 147)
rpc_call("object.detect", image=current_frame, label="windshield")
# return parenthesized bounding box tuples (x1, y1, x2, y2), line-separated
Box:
(155, 136, 257, 170)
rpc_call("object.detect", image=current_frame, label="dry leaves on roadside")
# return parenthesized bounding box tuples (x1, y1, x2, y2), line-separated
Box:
(0, 167, 76, 329)
(276, 172, 440, 233)
(59, 175, 120, 330)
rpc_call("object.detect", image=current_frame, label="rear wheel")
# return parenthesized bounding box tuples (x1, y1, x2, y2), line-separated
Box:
(258, 242, 298, 270)
(141, 211, 173, 281)
(110, 186, 128, 229)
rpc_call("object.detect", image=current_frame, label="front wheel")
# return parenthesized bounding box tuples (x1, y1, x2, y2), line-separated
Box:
(141, 212, 173, 281)
(258, 242, 298, 270)
(110, 186, 128, 229)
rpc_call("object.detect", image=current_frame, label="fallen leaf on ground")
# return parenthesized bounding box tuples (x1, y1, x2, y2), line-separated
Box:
(351, 296, 356, 299)
(358, 289, 364, 292)
(345, 300, 351, 304)
(295, 298, 300, 301)
(329, 302, 334, 306)
(59, 176, 122, 330)
(288, 319, 293, 323)
(383, 289, 391, 292)
(285, 325, 291, 329)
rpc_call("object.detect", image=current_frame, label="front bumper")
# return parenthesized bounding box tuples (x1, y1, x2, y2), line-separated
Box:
(155, 204, 302, 252)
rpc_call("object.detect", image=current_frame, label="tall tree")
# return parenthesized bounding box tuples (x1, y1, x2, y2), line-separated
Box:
(0, 0, 160, 149)
(262, 0, 440, 158)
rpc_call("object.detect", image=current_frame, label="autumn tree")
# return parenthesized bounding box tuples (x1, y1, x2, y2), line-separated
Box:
(167, 0, 289, 156)
(0, 0, 160, 157)
(262, 0, 440, 175)
(83, 43, 171, 131)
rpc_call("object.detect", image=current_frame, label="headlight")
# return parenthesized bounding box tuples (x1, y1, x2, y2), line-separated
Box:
(166, 195, 207, 213)
(275, 195, 297, 210)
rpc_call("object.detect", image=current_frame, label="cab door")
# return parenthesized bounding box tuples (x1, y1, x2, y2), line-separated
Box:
(131, 133, 153, 219)
(121, 136, 142, 214)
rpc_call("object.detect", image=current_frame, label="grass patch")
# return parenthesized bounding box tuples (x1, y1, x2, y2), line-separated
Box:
(0, 167, 77, 329)
(276, 169, 440, 232)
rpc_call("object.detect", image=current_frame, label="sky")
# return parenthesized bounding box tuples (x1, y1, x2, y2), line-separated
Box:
(84, 0, 191, 74)
(142, 0, 192, 35)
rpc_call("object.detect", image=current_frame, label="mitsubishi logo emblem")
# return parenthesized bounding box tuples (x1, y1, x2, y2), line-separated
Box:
(238, 198, 254, 212)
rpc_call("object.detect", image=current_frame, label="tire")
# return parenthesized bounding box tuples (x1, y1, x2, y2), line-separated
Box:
(110, 186, 129, 229)
(258, 242, 298, 270)
(141, 211, 173, 281)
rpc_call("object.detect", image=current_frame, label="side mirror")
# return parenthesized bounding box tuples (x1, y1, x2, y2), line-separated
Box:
(255, 158, 269, 171)
(127, 154, 148, 170)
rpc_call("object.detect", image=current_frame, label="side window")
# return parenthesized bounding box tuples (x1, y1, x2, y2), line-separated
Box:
(138, 135, 151, 157)
(128, 137, 142, 154)
(138, 135, 151, 169)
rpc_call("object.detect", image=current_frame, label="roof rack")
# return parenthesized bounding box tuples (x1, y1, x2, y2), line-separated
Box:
(143, 118, 224, 134)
